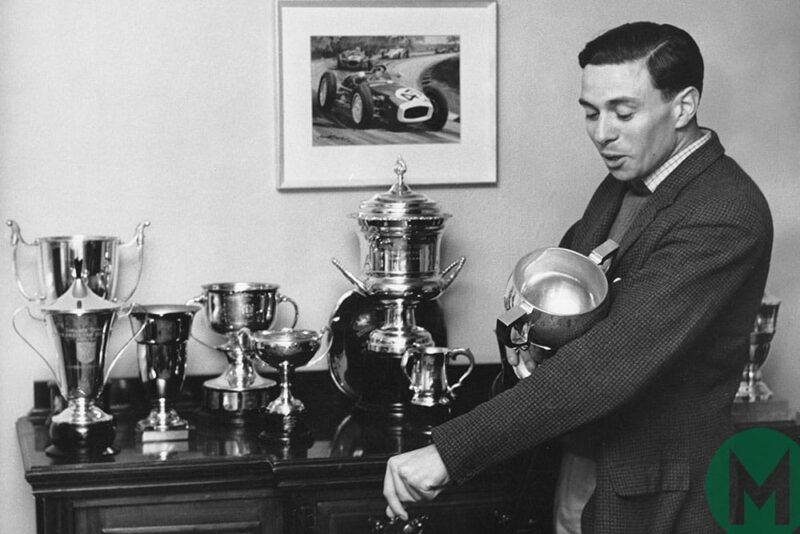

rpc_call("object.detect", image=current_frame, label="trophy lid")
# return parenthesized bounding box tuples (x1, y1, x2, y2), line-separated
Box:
(355, 157, 451, 221)
(41, 260, 120, 313)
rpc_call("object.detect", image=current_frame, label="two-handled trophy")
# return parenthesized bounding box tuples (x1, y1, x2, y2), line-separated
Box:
(188, 282, 299, 421)
(736, 293, 781, 403)
(12, 261, 144, 458)
(7, 219, 150, 304)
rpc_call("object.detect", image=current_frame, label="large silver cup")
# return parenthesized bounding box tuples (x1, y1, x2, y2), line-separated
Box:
(736, 294, 780, 402)
(130, 304, 200, 433)
(7, 219, 150, 304)
(188, 282, 299, 416)
(12, 280, 143, 457)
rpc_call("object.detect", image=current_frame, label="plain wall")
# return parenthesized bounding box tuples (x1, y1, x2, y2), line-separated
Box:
(1, 1, 798, 530)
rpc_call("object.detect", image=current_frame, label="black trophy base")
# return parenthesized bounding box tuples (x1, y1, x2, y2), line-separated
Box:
(47, 418, 119, 459)
(259, 412, 314, 459)
(199, 385, 274, 426)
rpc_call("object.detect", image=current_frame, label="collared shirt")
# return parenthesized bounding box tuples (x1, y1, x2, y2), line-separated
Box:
(642, 129, 712, 192)
(608, 129, 711, 243)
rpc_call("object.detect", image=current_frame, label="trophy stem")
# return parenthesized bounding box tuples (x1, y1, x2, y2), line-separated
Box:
(266, 362, 304, 415)
(367, 299, 434, 354)
(735, 362, 774, 403)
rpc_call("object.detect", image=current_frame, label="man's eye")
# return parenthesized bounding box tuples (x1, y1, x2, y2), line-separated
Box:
(616, 112, 633, 121)
(584, 112, 599, 121)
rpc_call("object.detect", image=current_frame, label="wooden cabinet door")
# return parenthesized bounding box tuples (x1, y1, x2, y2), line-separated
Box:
(73, 489, 282, 534)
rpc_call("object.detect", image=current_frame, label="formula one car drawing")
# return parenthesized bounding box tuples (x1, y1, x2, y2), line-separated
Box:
(337, 48, 373, 71)
(317, 65, 449, 131)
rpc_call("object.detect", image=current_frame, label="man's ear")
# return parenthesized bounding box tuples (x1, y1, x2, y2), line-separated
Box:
(673, 86, 700, 128)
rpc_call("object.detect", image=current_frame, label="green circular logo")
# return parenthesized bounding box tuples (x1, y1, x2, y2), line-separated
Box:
(705, 427, 800, 533)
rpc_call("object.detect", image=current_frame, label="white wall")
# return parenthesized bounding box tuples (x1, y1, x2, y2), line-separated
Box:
(1, 1, 798, 530)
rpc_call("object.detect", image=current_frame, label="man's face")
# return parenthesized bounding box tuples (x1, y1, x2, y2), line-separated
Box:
(579, 59, 679, 182)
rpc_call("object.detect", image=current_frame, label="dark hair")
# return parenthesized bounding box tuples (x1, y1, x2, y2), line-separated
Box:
(578, 22, 704, 100)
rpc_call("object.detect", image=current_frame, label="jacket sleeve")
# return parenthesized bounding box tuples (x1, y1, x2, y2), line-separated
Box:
(432, 190, 772, 484)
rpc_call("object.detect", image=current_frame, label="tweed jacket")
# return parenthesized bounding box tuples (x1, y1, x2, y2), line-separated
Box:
(431, 131, 773, 533)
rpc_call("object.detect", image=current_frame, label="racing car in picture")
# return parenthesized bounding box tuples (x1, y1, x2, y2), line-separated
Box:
(381, 47, 410, 60)
(316, 65, 449, 131)
(336, 48, 373, 71)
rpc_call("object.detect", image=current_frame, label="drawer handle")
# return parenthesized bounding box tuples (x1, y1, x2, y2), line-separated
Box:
(369, 514, 430, 533)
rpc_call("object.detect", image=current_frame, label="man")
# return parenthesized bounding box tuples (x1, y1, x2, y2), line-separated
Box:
(383, 22, 773, 533)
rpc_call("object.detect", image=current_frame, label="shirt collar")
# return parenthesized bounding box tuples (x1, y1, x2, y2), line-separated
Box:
(641, 129, 712, 193)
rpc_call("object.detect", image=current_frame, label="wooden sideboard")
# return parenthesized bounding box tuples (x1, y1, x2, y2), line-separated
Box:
(17, 365, 559, 534)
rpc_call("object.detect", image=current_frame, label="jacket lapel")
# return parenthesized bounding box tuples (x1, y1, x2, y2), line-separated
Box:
(613, 131, 726, 261)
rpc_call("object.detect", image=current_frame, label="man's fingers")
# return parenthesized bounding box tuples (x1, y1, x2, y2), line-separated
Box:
(506, 348, 519, 366)
(383, 464, 409, 520)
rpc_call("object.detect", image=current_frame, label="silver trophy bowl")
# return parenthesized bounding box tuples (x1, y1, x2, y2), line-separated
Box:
(7, 219, 149, 304)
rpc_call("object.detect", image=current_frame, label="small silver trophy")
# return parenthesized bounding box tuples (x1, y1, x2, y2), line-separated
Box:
(130, 304, 200, 439)
(736, 294, 780, 403)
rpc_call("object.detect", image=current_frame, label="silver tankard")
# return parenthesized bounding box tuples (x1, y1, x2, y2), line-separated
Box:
(7, 219, 150, 304)
(401, 345, 475, 407)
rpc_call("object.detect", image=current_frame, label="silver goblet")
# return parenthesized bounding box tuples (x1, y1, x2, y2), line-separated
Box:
(130, 304, 200, 435)
(249, 327, 332, 416)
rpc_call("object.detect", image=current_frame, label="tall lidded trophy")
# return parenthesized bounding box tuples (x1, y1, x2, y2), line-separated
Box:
(736, 293, 781, 402)
(12, 260, 144, 457)
(330, 158, 465, 414)
(188, 282, 299, 420)
(7, 219, 150, 304)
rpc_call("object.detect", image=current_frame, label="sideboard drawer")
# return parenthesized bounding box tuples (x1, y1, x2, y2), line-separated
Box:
(73, 489, 282, 534)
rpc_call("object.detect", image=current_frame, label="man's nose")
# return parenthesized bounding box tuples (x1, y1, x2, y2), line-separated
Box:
(592, 115, 618, 145)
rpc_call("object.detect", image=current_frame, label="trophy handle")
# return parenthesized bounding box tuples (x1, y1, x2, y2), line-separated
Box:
(277, 294, 300, 328)
(184, 294, 220, 351)
(12, 306, 64, 396)
(114, 220, 151, 304)
(6, 220, 43, 302)
(439, 256, 466, 293)
(400, 345, 422, 384)
(495, 302, 534, 349)
(331, 257, 370, 295)
(446, 348, 475, 394)
(103, 313, 147, 385)
(306, 326, 333, 368)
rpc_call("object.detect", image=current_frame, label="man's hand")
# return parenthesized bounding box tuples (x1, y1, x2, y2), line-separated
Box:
(505, 343, 554, 377)
(383, 443, 450, 520)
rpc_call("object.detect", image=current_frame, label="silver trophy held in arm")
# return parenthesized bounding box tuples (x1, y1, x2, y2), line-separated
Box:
(735, 293, 780, 403)
(129, 304, 200, 438)
(7, 219, 150, 305)
(13, 260, 145, 458)
(496, 240, 618, 378)
(187, 282, 299, 419)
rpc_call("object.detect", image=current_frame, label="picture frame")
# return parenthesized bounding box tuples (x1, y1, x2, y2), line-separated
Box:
(275, 0, 497, 190)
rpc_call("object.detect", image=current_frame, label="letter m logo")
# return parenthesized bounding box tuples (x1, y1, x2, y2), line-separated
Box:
(730, 450, 790, 525)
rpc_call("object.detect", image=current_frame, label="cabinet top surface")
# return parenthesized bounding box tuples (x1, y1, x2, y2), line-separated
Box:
(18, 366, 503, 490)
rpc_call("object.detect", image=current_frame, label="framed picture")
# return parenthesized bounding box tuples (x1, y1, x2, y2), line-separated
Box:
(275, 0, 497, 190)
